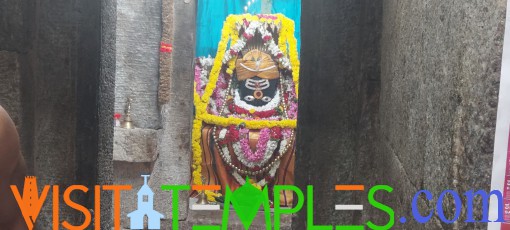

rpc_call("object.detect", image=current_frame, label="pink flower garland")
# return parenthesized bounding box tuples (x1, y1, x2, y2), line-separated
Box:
(239, 127, 271, 162)
(288, 101, 298, 119)
(194, 63, 204, 96)
(257, 14, 278, 20)
(282, 128, 293, 139)
(208, 72, 229, 115)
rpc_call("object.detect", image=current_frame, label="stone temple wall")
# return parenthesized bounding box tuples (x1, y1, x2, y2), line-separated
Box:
(0, 0, 32, 173)
(112, 0, 163, 227)
(367, 0, 506, 229)
(294, 0, 383, 227)
(296, 0, 506, 229)
(1, 0, 507, 229)
(112, 0, 196, 228)
(0, 0, 114, 228)
(114, 0, 162, 130)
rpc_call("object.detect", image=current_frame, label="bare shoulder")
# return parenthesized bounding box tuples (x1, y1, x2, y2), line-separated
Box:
(0, 105, 10, 130)
(0, 105, 26, 228)
(0, 105, 18, 138)
(0, 105, 5, 131)
(0, 105, 21, 174)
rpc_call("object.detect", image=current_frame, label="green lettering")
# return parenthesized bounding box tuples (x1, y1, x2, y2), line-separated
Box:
(367, 185, 394, 230)
(221, 184, 272, 230)
(161, 185, 191, 230)
(274, 185, 304, 230)
(307, 186, 333, 229)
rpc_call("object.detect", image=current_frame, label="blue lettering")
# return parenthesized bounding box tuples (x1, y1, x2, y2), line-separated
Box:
(437, 190, 461, 224)
(412, 190, 434, 223)
(464, 190, 504, 223)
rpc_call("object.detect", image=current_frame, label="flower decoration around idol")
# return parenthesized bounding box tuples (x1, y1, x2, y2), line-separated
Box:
(195, 55, 214, 97)
(192, 14, 300, 194)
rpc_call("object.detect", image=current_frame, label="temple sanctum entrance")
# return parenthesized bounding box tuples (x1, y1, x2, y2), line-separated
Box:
(0, 0, 504, 229)
(191, 0, 301, 206)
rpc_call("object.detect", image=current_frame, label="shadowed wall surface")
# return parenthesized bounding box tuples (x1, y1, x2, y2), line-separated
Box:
(296, 0, 506, 229)
(1, 0, 507, 229)
(0, 0, 114, 228)
(369, 1, 505, 229)
(295, 0, 382, 227)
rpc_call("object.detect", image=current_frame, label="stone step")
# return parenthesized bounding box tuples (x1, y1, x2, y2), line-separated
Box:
(187, 198, 292, 229)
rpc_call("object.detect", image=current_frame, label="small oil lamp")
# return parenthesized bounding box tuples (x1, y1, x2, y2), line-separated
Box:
(122, 97, 134, 129)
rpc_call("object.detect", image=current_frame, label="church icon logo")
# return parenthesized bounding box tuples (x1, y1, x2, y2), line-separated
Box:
(127, 175, 164, 230)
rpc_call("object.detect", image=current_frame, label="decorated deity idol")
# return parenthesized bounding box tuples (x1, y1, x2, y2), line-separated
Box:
(193, 14, 299, 206)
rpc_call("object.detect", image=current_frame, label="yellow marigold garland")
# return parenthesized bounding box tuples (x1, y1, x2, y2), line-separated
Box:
(192, 14, 300, 198)
(191, 119, 203, 186)
(279, 15, 300, 96)
(200, 15, 238, 105)
(200, 113, 296, 129)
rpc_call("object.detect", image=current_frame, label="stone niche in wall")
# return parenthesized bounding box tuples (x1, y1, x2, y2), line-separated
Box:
(114, 0, 162, 130)
(112, 0, 162, 228)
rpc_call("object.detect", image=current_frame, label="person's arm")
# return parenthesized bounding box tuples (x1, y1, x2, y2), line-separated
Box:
(0, 106, 27, 229)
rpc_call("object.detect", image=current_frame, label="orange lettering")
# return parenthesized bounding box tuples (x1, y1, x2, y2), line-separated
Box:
(94, 185, 101, 230)
(61, 185, 91, 230)
(53, 185, 59, 230)
(10, 176, 49, 230)
(103, 185, 131, 230)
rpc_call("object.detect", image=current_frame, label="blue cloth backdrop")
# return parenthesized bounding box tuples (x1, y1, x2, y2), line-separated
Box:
(196, 0, 301, 57)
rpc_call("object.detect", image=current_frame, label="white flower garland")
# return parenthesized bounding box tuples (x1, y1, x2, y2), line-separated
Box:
(232, 140, 278, 168)
(220, 146, 231, 163)
(197, 55, 214, 90)
(233, 160, 281, 187)
(218, 128, 228, 140)
(222, 20, 291, 71)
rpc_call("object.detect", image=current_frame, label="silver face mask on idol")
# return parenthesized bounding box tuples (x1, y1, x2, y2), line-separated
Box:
(245, 78, 270, 100)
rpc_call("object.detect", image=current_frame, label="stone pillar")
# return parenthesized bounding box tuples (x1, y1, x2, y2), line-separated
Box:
(111, 0, 162, 227)
(98, 0, 117, 228)
(32, 0, 79, 225)
(373, 0, 506, 229)
(0, 0, 112, 227)
(0, 0, 35, 174)
(150, 0, 196, 227)
(294, 0, 382, 228)
(114, 0, 162, 130)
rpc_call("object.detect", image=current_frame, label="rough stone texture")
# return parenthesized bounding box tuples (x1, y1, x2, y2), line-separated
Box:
(158, 0, 174, 105)
(0, 0, 31, 52)
(367, 0, 506, 229)
(1, 0, 505, 228)
(149, 0, 196, 227)
(114, 162, 154, 229)
(1, 0, 113, 227)
(99, 0, 117, 228)
(0, 0, 35, 173)
(112, 0, 164, 228)
(113, 128, 159, 162)
(294, 0, 379, 228)
(115, 0, 162, 129)
(296, 0, 506, 229)
(0, 51, 21, 126)
(31, 0, 79, 226)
